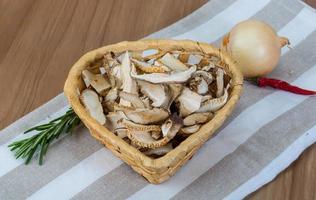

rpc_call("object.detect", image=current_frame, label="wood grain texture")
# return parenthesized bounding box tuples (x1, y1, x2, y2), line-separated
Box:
(0, 0, 207, 128)
(0, 0, 315, 199)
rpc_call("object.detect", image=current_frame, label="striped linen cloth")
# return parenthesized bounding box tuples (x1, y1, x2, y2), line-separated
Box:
(1, 0, 316, 199)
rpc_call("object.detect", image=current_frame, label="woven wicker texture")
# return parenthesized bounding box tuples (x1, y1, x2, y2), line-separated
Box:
(64, 39, 243, 184)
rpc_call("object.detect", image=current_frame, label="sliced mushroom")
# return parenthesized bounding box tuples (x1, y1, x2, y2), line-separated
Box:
(143, 143, 173, 156)
(169, 50, 183, 58)
(131, 65, 196, 84)
(103, 101, 117, 112)
(81, 47, 233, 154)
(119, 51, 138, 106)
(197, 78, 208, 95)
(190, 75, 209, 95)
(183, 112, 213, 126)
(132, 58, 169, 73)
(111, 65, 122, 88)
(105, 101, 135, 113)
(151, 131, 162, 140)
(153, 60, 167, 68)
(193, 70, 213, 84)
(180, 124, 201, 136)
(114, 128, 127, 138)
(161, 118, 173, 138)
(118, 119, 161, 132)
(126, 130, 157, 148)
(216, 68, 224, 97)
(161, 114, 183, 138)
(104, 88, 118, 102)
(116, 107, 169, 125)
(201, 95, 213, 102)
(166, 84, 183, 109)
(119, 91, 145, 109)
(140, 96, 152, 109)
(138, 80, 169, 107)
(103, 53, 119, 86)
(177, 87, 202, 117)
(104, 52, 120, 67)
(82, 70, 111, 95)
(80, 89, 106, 125)
(202, 63, 215, 71)
(159, 53, 188, 71)
(99, 67, 106, 75)
(127, 114, 182, 148)
(116, 53, 125, 63)
(197, 88, 228, 113)
(105, 111, 127, 131)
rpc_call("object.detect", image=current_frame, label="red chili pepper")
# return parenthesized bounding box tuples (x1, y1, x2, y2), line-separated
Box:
(252, 77, 316, 95)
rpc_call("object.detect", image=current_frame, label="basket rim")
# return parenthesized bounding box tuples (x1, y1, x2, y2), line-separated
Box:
(64, 39, 243, 170)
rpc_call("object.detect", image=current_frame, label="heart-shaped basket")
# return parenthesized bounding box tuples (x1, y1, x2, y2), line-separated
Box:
(64, 39, 243, 184)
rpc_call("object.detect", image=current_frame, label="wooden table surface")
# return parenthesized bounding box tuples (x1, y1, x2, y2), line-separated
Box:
(1, 0, 315, 199)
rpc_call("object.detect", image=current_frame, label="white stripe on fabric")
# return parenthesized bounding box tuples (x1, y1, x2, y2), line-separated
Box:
(127, 8, 316, 199)
(224, 125, 316, 200)
(0, 106, 70, 178)
(174, 0, 271, 42)
(24, 0, 272, 198)
(27, 149, 122, 200)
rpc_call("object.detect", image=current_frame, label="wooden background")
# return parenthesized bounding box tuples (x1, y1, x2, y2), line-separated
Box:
(0, 0, 315, 199)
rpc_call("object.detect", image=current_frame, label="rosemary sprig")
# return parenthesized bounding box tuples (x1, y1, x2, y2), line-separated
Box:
(8, 108, 81, 165)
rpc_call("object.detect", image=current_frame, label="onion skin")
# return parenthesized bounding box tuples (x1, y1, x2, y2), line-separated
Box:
(222, 20, 289, 78)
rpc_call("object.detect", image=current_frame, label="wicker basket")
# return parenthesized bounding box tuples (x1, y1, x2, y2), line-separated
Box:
(64, 39, 243, 184)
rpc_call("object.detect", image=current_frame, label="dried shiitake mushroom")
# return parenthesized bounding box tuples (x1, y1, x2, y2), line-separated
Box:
(79, 49, 231, 157)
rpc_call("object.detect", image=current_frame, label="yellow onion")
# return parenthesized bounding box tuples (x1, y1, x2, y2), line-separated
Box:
(221, 20, 289, 78)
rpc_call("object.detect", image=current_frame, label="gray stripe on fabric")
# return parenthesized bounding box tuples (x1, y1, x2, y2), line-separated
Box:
(172, 97, 316, 200)
(72, 164, 147, 200)
(251, 0, 303, 30)
(0, 126, 102, 200)
(147, 0, 236, 39)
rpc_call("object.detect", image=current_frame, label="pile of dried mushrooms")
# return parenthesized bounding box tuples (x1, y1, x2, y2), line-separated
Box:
(80, 49, 231, 157)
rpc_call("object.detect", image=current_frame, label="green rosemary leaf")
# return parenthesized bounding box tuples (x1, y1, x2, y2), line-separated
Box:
(8, 108, 81, 165)
(25, 146, 37, 164)
(39, 136, 48, 165)
(41, 141, 50, 160)
(70, 118, 81, 133)
(24, 124, 53, 133)
(66, 116, 78, 133)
